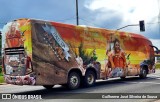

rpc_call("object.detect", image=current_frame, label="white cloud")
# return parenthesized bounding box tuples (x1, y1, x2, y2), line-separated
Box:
(84, 0, 160, 39)
(85, 0, 159, 23)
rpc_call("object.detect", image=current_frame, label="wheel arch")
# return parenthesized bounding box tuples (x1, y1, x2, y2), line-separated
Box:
(142, 65, 149, 74)
(85, 67, 99, 79)
(68, 68, 83, 79)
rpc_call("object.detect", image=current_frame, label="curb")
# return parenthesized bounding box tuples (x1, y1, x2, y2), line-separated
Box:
(154, 100, 160, 102)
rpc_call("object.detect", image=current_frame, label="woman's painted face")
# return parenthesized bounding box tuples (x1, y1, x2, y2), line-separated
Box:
(115, 41, 120, 52)
(10, 24, 16, 33)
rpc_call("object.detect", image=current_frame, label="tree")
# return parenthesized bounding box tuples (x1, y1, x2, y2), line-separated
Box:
(0, 31, 1, 56)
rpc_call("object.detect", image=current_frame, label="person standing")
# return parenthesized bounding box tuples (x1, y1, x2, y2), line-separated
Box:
(108, 39, 127, 77)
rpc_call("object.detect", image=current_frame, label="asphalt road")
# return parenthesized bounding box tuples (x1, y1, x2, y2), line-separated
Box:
(0, 70, 160, 102)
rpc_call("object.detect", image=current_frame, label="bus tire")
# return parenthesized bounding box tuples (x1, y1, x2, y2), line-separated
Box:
(43, 85, 54, 89)
(139, 68, 147, 79)
(84, 70, 96, 87)
(67, 72, 80, 90)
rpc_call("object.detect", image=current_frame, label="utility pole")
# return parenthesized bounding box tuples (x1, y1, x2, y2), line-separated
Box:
(76, 0, 79, 25)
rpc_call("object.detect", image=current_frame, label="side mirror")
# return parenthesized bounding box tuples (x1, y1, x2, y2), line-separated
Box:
(150, 45, 160, 54)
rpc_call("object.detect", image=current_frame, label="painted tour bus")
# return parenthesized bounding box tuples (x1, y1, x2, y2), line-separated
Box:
(2, 18, 156, 89)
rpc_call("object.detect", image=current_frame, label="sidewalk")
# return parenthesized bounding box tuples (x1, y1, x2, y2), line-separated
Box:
(155, 69, 160, 74)
(154, 100, 160, 102)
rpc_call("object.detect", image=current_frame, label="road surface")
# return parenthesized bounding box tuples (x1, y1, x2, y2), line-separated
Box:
(0, 70, 160, 102)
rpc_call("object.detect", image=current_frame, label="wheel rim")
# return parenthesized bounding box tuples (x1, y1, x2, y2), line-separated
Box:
(87, 74, 94, 84)
(143, 70, 146, 77)
(70, 76, 78, 87)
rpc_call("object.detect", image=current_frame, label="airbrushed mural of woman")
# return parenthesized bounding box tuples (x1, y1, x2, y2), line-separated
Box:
(6, 22, 25, 48)
(107, 38, 127, 78)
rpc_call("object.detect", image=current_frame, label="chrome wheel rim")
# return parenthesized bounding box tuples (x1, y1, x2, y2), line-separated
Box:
(70, 76, 78, 87)
(87, 74, 94, 84)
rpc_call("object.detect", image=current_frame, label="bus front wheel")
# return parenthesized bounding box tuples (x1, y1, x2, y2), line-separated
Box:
(139, 68, 147, 79)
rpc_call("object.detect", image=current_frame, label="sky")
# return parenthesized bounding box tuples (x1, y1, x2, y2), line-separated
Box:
(0, 0, 160, 48)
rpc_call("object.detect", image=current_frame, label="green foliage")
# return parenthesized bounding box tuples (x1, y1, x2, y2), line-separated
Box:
(78, 43, 98, 65)
(0, 34, 1, 56)
(0, 64, 4, 83)
(69, 42, 98, 65)
(0, 76, 4, 83)
(156, 63, 160, 69)
(0, 65, 3, 77)
(0, 67, 1, 74)
(0, 65, 4, 83)
(157, 57, 160, 60)
(78, 43, 91, 65)
(0, 65, 2, 74)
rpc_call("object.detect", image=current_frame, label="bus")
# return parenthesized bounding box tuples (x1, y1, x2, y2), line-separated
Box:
(2, 18, 156, 89)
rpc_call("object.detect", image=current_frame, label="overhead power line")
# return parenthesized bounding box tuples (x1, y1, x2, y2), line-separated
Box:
(146, 22, 160, 24)
(56, 16, 76, 22)
(79, 18, 106, 28)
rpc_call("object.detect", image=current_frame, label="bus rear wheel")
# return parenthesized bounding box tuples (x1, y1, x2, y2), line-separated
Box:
(84, 70, 96, 87)
(67, 72, 80, 90)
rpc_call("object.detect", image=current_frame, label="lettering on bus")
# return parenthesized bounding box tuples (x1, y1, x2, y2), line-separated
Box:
(42, 23, 71, 61)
